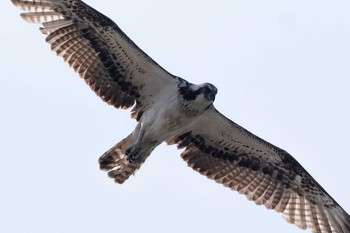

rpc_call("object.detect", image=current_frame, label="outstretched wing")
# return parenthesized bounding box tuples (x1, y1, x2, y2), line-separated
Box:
(168, 107, 350, 233)
(11, 0, 177, 120)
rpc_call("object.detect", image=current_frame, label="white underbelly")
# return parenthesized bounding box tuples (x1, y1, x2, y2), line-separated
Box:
(140, 96, 191, 143)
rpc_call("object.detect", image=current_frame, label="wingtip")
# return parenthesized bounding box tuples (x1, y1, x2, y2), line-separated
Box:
(11, 0, 20, 6)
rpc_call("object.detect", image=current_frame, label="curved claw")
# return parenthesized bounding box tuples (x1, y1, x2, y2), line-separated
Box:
(125, 147, 142, 163)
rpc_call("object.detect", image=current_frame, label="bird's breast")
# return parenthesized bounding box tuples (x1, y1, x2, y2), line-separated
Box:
(141, 93, 196, 141)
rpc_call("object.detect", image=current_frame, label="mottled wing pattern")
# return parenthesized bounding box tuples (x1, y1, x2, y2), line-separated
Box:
(168, 107, 350, 233)
(11, 0, 176, 119)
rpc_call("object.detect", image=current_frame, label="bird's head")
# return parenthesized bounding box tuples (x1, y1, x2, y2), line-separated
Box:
(178, 79, 218, 108)
(199, 83, 218, 102)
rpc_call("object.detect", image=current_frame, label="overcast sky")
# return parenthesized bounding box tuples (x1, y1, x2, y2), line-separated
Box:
(1, 0, 350, 233)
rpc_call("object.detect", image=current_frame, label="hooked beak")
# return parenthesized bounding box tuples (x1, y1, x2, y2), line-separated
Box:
(206, 92, 216, 102)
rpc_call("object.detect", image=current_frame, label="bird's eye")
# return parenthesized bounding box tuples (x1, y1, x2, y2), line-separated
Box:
(203, 87, 209, 93)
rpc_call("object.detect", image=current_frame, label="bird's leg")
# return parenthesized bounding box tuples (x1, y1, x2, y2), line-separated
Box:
(123, 123, 142, 163)
(125, 123, 155, 163)
(125, 147, 142, 163)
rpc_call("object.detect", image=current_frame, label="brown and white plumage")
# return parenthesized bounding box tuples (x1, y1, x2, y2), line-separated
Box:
(12, 0, 177, 119)
(11, 0, 350, 232)
(168, 109, 350, 233)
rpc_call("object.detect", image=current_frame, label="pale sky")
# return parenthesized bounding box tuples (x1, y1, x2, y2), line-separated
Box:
(1, 1, 350, 233)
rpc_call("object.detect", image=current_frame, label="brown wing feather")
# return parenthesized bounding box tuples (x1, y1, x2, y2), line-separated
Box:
(11, 0, 177, 120)
(169, 107, 350, 233)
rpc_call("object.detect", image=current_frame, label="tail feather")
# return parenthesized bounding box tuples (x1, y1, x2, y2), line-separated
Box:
(99, 134, 150, 184)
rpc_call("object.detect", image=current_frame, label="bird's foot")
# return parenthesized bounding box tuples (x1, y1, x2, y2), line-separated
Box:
(125, 147, 142, 163)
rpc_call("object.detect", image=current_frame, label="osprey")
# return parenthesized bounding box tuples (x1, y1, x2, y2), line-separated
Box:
(12, 0, 349, 232)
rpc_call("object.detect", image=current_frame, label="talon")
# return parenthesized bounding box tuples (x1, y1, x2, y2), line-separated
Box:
(125, 147, 132, 156)
(125, 147, 141, 163)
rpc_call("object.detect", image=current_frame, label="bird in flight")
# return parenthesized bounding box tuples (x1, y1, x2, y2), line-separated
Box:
(11, 0, 349, 232)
